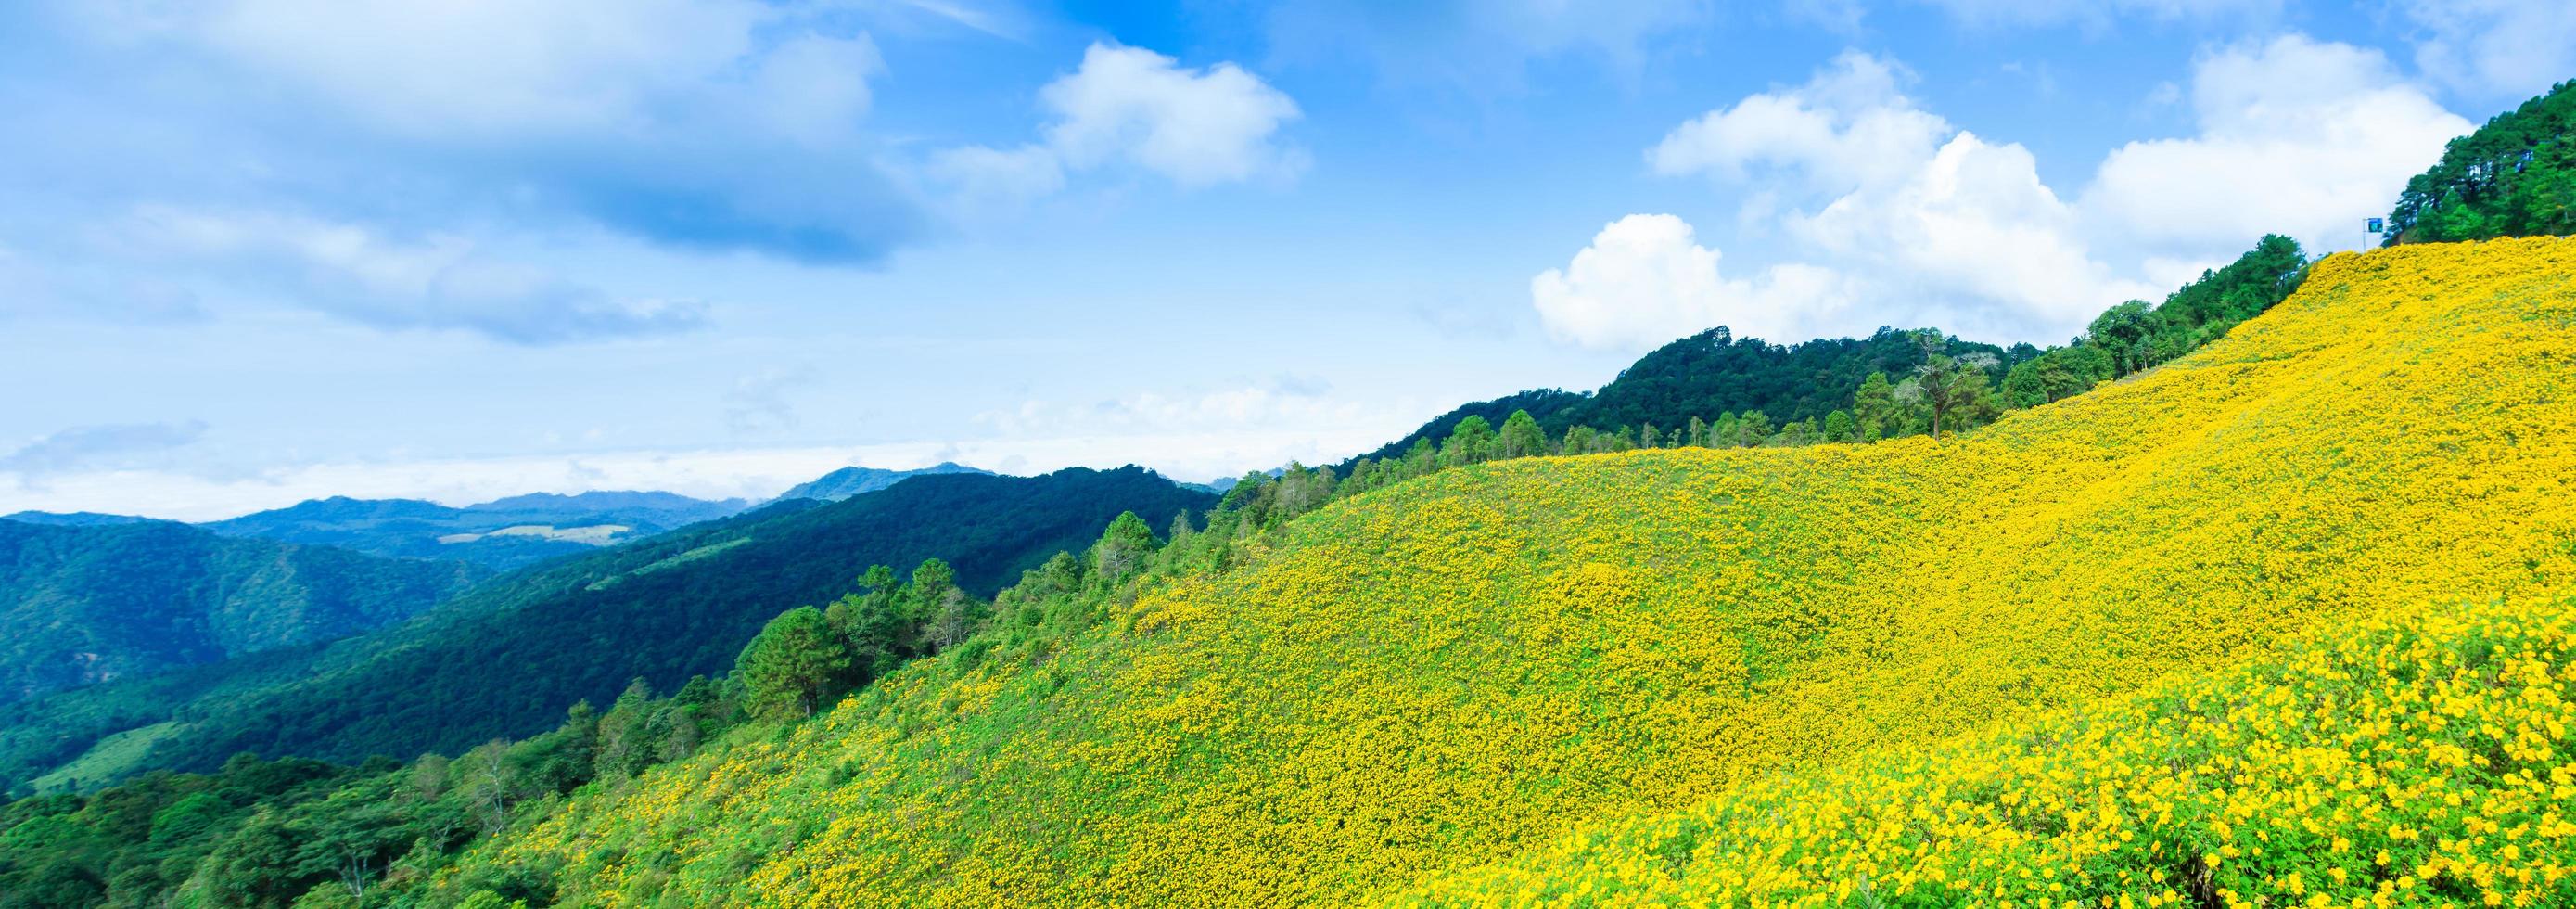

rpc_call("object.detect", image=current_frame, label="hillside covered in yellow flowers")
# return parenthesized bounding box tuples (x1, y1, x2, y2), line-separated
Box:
(441, 237, 2576, 906)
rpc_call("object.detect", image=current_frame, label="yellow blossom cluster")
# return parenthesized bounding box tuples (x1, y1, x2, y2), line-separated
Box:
(1397, 595, 2576, 908)
(455, 237, 2576, 907)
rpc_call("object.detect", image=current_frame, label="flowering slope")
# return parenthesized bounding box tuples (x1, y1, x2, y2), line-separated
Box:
(463, 237, 2576, 906)
(1399, 595, 2576, 908)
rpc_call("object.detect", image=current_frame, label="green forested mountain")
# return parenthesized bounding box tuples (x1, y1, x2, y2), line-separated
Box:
(198, 492, 752, 571)
(0, 467, 1212, 791)
(2388, 78, 2576, 244)
(1344, 327, 2019, 470)
(0, 520, 482, 703)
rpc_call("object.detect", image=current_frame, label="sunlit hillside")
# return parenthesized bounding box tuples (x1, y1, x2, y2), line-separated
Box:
(445, 237, 2576, 906)
(1401, 594, 2576, 907)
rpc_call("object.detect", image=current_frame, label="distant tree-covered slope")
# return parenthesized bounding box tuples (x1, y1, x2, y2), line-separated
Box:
(774, 461, 991, 502)
(0, 467, 1213, 787)
(199, 491, 752, 570)
(0, 520, 483, 703)
(1345, 328, 2015, 470)
(2389, 78, 2576, 244)
(0, 511, 155, 527)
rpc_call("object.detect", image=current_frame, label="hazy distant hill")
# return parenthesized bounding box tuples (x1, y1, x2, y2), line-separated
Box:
(774, 462, 990, 502)
(199, 492, 752, 570)
(0, 519, 482, 703)
(1, 511, 159, 527)
(0, 467, 1213, 786)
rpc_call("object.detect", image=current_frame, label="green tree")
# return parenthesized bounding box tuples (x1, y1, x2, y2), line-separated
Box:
(1441, 416, 1497, 466)
(2087, 301, 2157, 377)
(1852, 373, 1899, 442)
(1895, 330, 2002, 440)
(1822, 410, 1855, 442)
(734, 607, 851, 721)
(1497, 410, 1548, 459)
(1090, 512, 1158, 587)
(1735, 412, 1772, 447)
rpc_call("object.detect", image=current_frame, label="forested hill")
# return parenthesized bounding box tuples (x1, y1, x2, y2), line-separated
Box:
(0, 520, 483, 703)
(1343, 326, 2014, 468)
(2388, 78, 2576, 244)
(0, 467, 1213, 787)
(198, 491, 752, 570)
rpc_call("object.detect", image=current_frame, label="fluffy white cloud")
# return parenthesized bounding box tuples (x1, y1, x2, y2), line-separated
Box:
(1532, 214, 1854, 350)
(1043, 44, 1305, 186)
(1559, 39, 2474, 350)
(2085, 36, 2472, 257)
(2397, 0, 2576, 98)
(937, 44, 1302, 201)
(1796, 134, 2159, 333)
(1650, 51, 1948, 196)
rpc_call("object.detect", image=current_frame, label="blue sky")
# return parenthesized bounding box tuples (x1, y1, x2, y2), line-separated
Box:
(2, 0, 2566, 519)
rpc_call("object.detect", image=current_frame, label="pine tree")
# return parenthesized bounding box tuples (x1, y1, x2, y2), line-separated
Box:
(735, 607, 851, 720)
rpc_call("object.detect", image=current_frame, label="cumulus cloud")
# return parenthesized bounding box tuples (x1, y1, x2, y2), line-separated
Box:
(1792, 133, 2161, 333)
(53, 0, 920, 264)
(2, 421, 209, 480)
(936, 44, 1303, 202)
(2085, 36, 2472, 259)
(2395, 0, 2576, 99)
(1532, 214, 1855, 350)
(1553, 39, 2472, 350)
(1649, 51, 1950, 196)
(118, 207, 706, 344)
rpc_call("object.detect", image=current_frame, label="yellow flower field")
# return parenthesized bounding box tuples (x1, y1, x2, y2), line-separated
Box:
(1398, 595, 2576, 908)
(449, 237, 2576, 906)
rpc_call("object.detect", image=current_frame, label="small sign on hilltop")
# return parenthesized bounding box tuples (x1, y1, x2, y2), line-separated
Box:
(2368, 217, 2385, 234)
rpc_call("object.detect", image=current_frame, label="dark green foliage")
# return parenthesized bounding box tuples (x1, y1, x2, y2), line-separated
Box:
(1343, 326, 2009, 476)
(0, 520, 482, 704)
(2388, 80, 2576, 245)
(1337, 389, 1588, 467)
(2005, 235, 2312, 406)
(1567, 326, 2007, 434)
(0, 468, 1213, 790)
(736, 608, 849, 721)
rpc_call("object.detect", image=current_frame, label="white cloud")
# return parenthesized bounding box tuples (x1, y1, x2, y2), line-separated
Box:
(2396, 0, 2576, 99)
(1043, 44, 1305, 186)
(1532, 214, 1855, 350)
(1797, 133, 2160, 333)
(49, 0, 915, 264)
(2085, 35, 2472, 257)
(1566, 40, 2474, 349)
(1650, 51, 1949, 196)
(936, 44, 1302, 202)
(115, 206, 705, 344)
